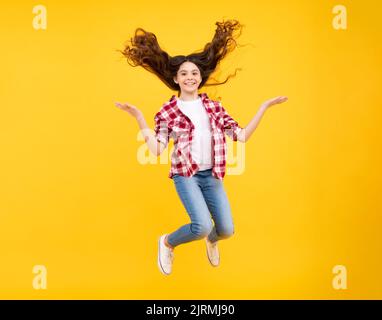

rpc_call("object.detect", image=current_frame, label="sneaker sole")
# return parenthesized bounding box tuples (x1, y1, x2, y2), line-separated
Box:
(157, 237, 171, 275)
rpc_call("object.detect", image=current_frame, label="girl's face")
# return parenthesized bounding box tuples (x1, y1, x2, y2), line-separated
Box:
(174, 61, 202, 94)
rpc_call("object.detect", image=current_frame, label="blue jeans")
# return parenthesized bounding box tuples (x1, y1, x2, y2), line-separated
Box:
(167, 169, 235, 248)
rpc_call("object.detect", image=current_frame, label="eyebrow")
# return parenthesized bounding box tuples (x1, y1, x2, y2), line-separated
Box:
(179, 69, 199, 73)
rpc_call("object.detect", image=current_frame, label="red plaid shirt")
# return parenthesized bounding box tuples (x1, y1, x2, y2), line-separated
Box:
(154, 92, 243, 180)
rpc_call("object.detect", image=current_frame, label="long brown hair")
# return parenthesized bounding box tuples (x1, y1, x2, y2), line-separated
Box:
(119, 19, 244, 95)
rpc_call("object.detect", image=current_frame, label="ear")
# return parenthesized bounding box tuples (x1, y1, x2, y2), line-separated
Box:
(173, 77, 178, 84)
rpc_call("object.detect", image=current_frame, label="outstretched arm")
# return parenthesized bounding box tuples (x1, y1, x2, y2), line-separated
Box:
(115, 102, 166, 156)
(237, 96, 288, 143)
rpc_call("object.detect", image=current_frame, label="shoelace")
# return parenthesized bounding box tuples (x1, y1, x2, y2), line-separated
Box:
(166, 249, 174, 262)
(209, 241, 218, 258)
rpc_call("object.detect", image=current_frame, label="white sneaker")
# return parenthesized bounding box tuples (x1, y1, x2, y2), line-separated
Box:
(157, 234, 174, 275)
(205, 238, 220, 267)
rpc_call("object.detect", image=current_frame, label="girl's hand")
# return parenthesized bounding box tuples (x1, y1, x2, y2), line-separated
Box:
(262, 96, 288, 109)
(115, 101, 143, 120)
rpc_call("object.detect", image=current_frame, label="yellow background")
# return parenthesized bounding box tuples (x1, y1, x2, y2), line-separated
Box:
(0, 0, 381, 299)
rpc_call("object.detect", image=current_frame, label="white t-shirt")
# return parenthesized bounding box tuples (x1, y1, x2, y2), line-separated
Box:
(176, 97, 213, 171)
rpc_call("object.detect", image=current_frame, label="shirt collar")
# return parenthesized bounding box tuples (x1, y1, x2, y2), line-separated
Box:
(169, 92, 209, 103)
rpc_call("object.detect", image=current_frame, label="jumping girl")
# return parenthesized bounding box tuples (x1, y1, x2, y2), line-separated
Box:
(115, 20, 288, 275)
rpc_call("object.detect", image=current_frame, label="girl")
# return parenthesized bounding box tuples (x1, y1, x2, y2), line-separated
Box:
(115, 20, 288, 275)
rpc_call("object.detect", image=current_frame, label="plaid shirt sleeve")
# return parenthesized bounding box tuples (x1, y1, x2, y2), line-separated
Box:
(219, 102, 243, 141)
(154, 112, 171, 148)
